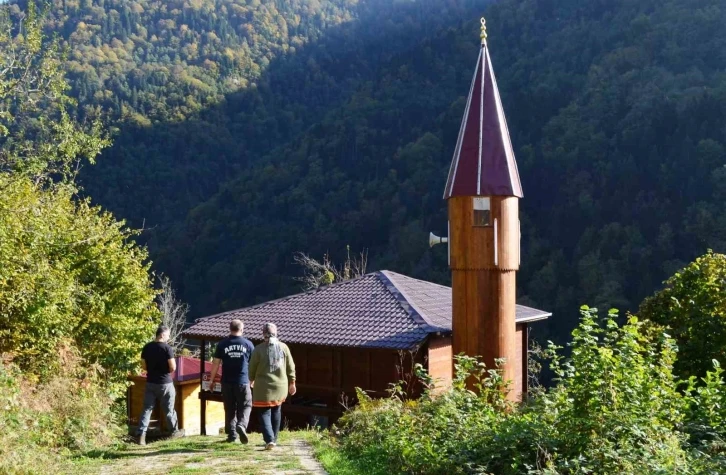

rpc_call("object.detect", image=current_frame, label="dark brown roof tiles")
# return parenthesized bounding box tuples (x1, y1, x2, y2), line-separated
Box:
(182, 270, 550, 350)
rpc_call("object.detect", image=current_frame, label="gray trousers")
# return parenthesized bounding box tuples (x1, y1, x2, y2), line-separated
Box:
(137, 382, 178, 435)
(221, 383, 252, 439)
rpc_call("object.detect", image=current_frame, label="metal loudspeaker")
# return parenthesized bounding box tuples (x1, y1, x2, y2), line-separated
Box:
(429, 232, 448, 248)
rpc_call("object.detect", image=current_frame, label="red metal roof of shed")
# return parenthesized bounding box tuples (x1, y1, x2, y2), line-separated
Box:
(135, 356, 217, 383)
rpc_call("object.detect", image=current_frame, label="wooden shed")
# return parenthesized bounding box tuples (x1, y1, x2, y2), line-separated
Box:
(182, 270, 549, 431)
(127, 356, 225, 436)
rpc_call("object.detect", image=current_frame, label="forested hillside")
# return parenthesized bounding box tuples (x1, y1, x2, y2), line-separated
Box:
(16, 0, 725, 341)
(45, 0, 360, 122)
(24, 0, 488, 224)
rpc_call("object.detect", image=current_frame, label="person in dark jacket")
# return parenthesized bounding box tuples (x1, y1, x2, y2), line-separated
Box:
(136, 325, 184, 445)
(208, 319, 255, 443)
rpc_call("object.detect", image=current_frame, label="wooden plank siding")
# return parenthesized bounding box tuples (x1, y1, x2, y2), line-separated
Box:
(180, 383, 225, 435)
(514, 323, 526, 400)
(520, 323, 528, 396)
(448, 195, 521, 398)
(287, 344, 421, 397)
(427, 335, 453, 390)
(280, 343, 424, 426)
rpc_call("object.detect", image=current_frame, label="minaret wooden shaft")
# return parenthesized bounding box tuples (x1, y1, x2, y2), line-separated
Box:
(449, 196, 519, 395)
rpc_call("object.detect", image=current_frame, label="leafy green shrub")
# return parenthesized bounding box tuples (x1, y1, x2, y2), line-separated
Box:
(639, 250, 726, 380)
(532, 307, 689, 474)
(0, 357, 65, 475)
(0, 174, 159, 394)
(681, 360, 726, 472)
(336, 354, 515, 474)
(334, 306, 726, 474)
(1, 3, 158, 395)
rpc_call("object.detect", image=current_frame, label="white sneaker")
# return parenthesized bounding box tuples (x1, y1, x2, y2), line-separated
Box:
(265, 442, 276, 450)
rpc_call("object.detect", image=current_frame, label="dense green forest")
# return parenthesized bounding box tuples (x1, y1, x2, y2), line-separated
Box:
(10, 0, 723, 341)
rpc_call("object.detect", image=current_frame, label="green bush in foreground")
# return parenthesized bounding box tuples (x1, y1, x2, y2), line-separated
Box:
(0, 174, 159, 394)
(334, 307, 726, 474)
(639, 250, 726, 381)
(0, 342, 123, 475)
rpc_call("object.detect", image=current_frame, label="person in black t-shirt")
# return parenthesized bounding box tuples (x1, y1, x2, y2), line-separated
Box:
(208, 319, 255, 443)
(135, 325, 184, 445)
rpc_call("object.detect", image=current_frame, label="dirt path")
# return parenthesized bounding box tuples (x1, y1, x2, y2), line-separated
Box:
(71, 433, 328, 475)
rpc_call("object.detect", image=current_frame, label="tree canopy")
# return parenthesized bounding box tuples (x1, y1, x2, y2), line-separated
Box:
(639, 251, 726, 381)
(0, 2, 109, 181)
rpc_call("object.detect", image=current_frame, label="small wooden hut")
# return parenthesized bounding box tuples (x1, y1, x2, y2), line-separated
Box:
(182, 270, 549, 431)
(127, 356, 225, 436)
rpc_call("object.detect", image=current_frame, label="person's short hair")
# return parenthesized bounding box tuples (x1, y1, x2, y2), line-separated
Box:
(156, 325, 170, 338)
(230, 319, 243, 333)
(263, 322, 277, 337)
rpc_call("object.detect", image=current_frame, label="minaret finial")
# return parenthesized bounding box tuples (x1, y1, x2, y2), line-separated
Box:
(480, 17, 487, 45)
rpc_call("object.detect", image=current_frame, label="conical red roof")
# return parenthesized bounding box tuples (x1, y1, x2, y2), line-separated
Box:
(443, 29, 522, 199)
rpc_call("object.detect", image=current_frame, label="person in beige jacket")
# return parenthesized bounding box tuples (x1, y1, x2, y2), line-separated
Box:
(249, 323, 296, 450)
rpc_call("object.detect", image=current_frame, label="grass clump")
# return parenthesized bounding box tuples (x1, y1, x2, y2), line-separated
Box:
(0, 342, 123, 474)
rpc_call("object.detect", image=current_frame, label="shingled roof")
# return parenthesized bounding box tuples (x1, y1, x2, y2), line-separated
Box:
(182, 271, 550, 350)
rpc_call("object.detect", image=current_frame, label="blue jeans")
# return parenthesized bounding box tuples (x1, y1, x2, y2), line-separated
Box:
(137, 382, 178, 435)
(222, 383, 252, 440)
(258, 405, 281, 444)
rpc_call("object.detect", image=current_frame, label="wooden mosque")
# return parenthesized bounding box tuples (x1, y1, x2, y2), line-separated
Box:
(182, 18, 549, 429)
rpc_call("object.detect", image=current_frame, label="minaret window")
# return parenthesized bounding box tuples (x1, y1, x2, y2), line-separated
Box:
(473, 197, 491, 226)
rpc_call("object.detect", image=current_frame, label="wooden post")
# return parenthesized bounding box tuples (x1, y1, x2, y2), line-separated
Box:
(522, 325, 529, 395)
(126, 385, 132, 433)
(200, 339, 206, 436)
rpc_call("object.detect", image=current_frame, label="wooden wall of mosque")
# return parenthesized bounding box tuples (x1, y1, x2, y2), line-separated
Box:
(287, 344, 425, 407)
(427, 335, 453, 388)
